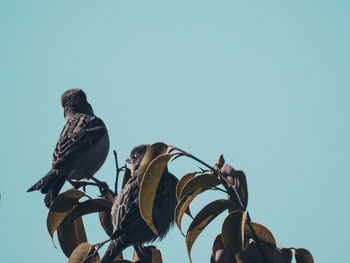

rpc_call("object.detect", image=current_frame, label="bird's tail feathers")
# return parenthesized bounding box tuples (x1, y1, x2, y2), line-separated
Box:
(100, 240, 123, 263)
(44, 175, 67, 208)
(27, 169, 68, 208)
(27, 169, 58, 192)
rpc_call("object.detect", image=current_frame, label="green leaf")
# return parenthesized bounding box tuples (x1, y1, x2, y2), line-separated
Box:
(137, 142, 168, 185)
(244, 222, 276, 250)
(295, 248, 314, 263)
(178, 173, 221, 201)
(186, 200, 239, 263)
(68, 242, 100, 263)
(221, 210, 247, 256)
(57, 216, 87, 258)
(176, 173, 196, 201)
(174, 188, 203, 235)
(139, 153, 172, 236)
(47, 189, 85, 242)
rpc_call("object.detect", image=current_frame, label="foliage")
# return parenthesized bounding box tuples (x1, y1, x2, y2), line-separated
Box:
(40, 142, 313, 263)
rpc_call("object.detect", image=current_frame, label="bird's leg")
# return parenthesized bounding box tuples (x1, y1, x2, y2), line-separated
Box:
(68, 179, 99, 192)
(90, 177, 114, 197)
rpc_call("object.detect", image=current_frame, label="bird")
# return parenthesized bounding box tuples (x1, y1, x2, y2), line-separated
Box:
(27, 88, 109, 208)
(100, 144, 178, 263)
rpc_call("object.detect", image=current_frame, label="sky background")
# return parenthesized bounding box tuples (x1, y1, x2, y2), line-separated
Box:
(1, 0, 349, 262)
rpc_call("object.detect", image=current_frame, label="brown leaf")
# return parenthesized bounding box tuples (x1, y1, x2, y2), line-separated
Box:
(68, 242, 100, 263)
(211, 234, 237, 263)
(221, 210, 247, 256)
(139, 153, 172, 236)
(57, 216, 87, 258)
(176, 172, 196, 201)
(99, 193, 115, 237)
(186, 200, 240, 263)
(295, 248, 314, 263)
(243, 241, 275, 263)
(244, 222, 276, 250)
(47, 189, 85, 242)
(175, 188, 204, 235)
(137, 142, 168, 185)
(178, 173, 221, 201)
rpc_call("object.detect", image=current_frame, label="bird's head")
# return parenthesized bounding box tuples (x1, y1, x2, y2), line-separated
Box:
(61, 89, 93, 118)
(126, 144, 150, 175)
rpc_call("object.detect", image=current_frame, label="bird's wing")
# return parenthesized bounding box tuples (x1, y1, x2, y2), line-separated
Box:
(52, 114, 107, 169)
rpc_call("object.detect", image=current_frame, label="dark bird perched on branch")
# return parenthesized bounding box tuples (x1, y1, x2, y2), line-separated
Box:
(100, 144, 178, 263)
(27, 89, 109, 208)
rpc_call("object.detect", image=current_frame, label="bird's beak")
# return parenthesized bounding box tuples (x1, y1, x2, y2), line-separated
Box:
(125, 157, 132, 164)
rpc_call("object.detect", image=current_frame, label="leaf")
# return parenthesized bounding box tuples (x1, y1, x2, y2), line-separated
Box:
(221, 210, 247, 256)
(57, 216, 87, 258)
(147, 246, 163, 263)
(214, 154, 225, 170)
(67, 198, 113, 222)
(47, 189, 85, 242)
(178, 173, 221, 201)
(176, 172, 195, 201)
(244, 222, 276, 250)
(234, 170, 248, 209)
(221, 165, 248, 209)
(243, 241, 275, 263)
(99, 194, 115, 237)
(174, 188, 204, 235)
(274, 247, 293, 263)
(295, 248, 314, 263)
(68, 242, 100, 263)
(139, 153, 172, 236)
(133, 246, 163, 263)
(137, 142, 168, 185)
(186, 200, 239, 263)
(211, 234, 237, 263)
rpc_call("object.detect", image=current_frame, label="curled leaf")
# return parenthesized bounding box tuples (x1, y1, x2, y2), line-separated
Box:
(176, 173, 195, 201)
(57, 216, 87, 258)
(68, 242, 100, 263)
(67, 198, 113, 222)
(244, 222, 276, 249)
(139, 153, 172, 236)
(47, 189, 85, 242)
(295, 248, 314, 263)
(186, 200, 239, 263)
(179, 174, 221, 201)
(137, 142, 168, 184)
(221, 210, 247, 256)
(175, 188, 204, 235)
(234, 170, 248, 209)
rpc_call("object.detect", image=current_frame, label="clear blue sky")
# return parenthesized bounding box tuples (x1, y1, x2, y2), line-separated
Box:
(1, 1, 349, 262)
